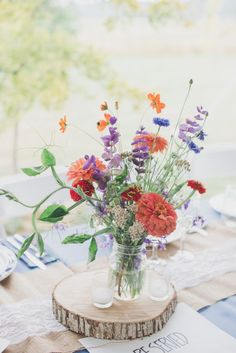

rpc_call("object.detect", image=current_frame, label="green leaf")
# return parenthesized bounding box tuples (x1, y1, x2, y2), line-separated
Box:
(115, 165, 128, 184)
(169, 182, 186, 198)
(88, 237, 97, 263)
(22, 166, 47, 176)
(41, 149, 56, 167)
(17, 234, 35, 258)
(39, 204, 68, 223)
(62, 234, 92, 244)
(37, 233, 44, 256)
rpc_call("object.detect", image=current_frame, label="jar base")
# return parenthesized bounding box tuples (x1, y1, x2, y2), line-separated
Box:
(114, 291, 140, 301)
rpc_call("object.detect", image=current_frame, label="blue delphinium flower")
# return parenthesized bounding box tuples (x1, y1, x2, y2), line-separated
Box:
(197, 130, 207, 141)
(153, 117, 170, 127)
(186, 140, 202, 154)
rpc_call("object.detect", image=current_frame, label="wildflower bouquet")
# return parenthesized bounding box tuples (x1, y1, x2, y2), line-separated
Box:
(0, 80, 208, 300)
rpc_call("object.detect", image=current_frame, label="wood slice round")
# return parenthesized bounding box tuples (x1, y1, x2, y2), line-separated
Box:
(52, 270, 177, 340)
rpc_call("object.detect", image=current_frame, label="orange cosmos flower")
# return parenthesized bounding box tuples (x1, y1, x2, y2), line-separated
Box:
(59, 115, 67, 133)
(67, 157, 106, 183)
(136, 193, 177, 237)
(97, 113, 111, 132)
(134, 133, 168, 154)
(147, 93, 166, 113)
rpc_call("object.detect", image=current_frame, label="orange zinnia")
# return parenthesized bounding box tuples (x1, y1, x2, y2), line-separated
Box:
(136, 193, 177, 237)
(147, 93, 166, 113)
(67, 157, 106, 183)
(134, 133, 168, 154)
(59, 115, 67, 133)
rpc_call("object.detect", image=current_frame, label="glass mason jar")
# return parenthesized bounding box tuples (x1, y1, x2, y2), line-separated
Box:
(109, 243, 146, 301)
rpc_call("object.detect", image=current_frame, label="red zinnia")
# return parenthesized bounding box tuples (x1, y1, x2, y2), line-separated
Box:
(187, 180, 206, 194)
(136, 193, 177, 237)
(70, 180, 95, 202)
(121, 186, 142, 202)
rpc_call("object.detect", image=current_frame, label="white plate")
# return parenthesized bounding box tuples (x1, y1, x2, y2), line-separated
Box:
(209, 193, 236, 218)
(0, 245, 17, 282)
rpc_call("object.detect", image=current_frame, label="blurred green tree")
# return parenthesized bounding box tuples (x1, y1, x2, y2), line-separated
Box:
(0, 0, 141, 172)
(0, 0, 106, 131)
(0, 0, 185, 173)
(105, 0, 187, 29)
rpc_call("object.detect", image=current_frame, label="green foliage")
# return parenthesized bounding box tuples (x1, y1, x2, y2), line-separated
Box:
(63, 234, 92, 244)
(37, 233, 45, 256)
(0, 0, 146, 134)
(105, 0, 186, 29)
(22, 166, 47, 176)
(41, 149, 56, 167)
(88, 237, 98, 263)
(39, 204, 68, 223)
(0, 0, 107, 131)
(148, 0, 186, 25)
(17, 233, 35, 258)
(115, 165, 128, 184)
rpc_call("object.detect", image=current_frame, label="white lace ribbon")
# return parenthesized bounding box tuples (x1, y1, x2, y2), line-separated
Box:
(164, 238, 236, 291)
(1, 240, 236, 345)
(0, 298, 66, 345)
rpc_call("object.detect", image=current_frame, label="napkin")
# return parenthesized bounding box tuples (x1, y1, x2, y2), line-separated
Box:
(1, 240, 57, 268)
(80, 303, 236, 353)
(0, 338, 9, 353)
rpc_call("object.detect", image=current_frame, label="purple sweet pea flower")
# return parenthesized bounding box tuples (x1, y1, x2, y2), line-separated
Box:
(136, 126, 148, 135)
(132, 145, 149, 152)
(178, 130, 187, 141)
(197, 106, 208, 116)
(131, 138, 147, 145)
(102, 150, 113, 161)
(194, 114, 204, 120)
(132, 152, 149, 159)
(101, 127, 119, 147)
(92, 169, 110, 190)
(109, 116, 117, 125)
(186, 119, 200, 127)
(83, 155, 96, 170)
(179, 123, 189, 132)
(187, 126, 201, 134)
(132, 159, 145, 167)
(108, 154, 122, 168)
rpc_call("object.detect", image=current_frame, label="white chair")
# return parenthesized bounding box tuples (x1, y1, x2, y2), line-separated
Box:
(0, 167, 69, 238)
(189, 144, 236, 180)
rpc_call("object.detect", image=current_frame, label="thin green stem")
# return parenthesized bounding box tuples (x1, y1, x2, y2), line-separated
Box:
(175, 190, 195, 209)
(51, 166, 65, 186)
(71, 124, 103, 147)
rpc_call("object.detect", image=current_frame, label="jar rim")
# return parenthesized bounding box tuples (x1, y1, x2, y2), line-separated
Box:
(114, 242, 144, 253)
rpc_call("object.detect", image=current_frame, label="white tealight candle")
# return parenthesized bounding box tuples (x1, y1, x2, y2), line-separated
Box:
(92, 287, 113, 308)
(149, 278, 170, 301)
